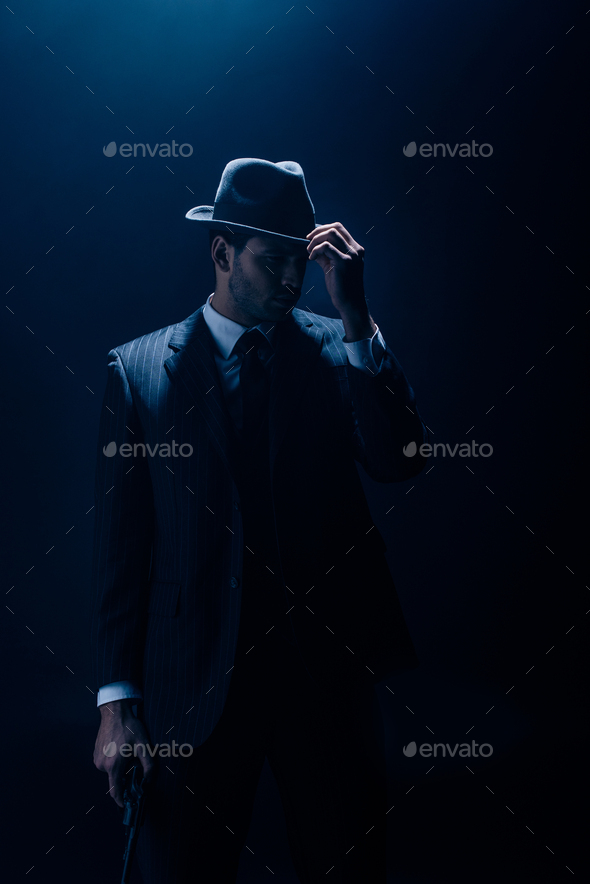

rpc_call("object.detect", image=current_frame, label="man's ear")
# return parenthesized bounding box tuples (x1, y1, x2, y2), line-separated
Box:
(211, 235, 232, 274)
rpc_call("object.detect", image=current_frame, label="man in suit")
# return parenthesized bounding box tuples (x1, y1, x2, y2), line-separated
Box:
(92, 158, 428, 882)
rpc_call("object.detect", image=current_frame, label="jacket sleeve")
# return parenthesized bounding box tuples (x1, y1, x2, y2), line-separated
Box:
(343, 325, 431, 482)
(343, 325, 386, 375)
(90, 348, 155, 691)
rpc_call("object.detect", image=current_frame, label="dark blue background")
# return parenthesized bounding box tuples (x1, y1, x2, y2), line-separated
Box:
(1, 0, 588, 880)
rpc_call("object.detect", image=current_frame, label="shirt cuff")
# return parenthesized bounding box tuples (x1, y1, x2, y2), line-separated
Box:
(343, 325, 387, 375)
(97, 680, 143, 707)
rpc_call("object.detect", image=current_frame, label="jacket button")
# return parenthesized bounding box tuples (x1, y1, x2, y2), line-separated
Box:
(230, 577, 240, 588)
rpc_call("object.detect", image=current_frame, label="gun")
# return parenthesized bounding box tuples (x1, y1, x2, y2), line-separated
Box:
(120, 764, 148, 883)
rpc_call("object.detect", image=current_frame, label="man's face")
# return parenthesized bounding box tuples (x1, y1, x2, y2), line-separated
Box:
(227, 235, 309, 323)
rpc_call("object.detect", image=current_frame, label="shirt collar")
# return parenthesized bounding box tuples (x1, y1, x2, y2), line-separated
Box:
(202, 292, 277, 360)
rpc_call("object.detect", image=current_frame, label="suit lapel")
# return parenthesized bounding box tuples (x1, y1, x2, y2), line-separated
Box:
(164, 307, 238, 479)
(163, 305, 325, 482)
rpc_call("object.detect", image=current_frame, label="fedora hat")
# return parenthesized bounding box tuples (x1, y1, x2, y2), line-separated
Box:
(185, 158, 320, 244)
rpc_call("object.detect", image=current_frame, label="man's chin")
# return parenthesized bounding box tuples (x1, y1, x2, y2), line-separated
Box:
(269, 297, 299, 318)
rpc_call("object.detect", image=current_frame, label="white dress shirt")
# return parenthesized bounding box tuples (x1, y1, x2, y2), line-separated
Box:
(97, 294, 387, 706)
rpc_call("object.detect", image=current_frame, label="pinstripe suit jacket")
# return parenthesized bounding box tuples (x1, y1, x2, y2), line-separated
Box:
(90, 303, 428, 749)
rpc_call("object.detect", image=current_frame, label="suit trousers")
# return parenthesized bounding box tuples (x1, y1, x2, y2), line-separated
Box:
(135, 565, 387, 883)
(135, 422, 387, 882)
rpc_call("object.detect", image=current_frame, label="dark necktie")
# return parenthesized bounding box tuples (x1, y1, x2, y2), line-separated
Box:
(231, 327, 291, 646)
(233, 327, 272, 445)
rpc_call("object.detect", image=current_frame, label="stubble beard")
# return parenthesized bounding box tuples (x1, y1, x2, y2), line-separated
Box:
(227, 253, 267, 322)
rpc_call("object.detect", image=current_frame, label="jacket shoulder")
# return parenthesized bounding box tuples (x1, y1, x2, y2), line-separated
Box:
(291, 307, 341, 331)
(107, 317, 188, 367)
(291, 307, 347, 360)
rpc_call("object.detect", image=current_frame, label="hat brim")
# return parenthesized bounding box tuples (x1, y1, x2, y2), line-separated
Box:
(185, 206, 319, 245)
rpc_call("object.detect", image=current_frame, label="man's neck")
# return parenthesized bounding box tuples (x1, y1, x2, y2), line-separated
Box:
(210, 291, 254, 327)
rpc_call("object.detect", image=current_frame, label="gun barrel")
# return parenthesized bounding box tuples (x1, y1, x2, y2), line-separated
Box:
(120, 766, 148, 883)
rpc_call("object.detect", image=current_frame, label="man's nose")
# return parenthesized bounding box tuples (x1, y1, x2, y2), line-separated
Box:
(281, 259, 305, 288)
